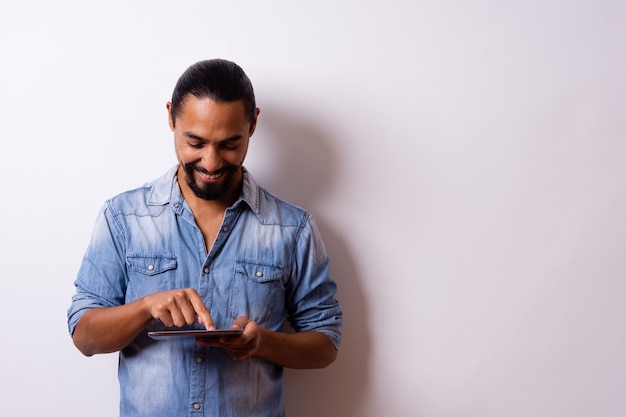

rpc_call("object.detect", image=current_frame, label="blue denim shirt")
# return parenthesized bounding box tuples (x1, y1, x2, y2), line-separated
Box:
(67, 166, 342, 417)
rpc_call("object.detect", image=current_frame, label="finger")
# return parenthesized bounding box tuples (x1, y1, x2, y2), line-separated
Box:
(175, 294, 200, 326)
(154, 309, 174, 327)
(150, 295, 177, 327)
(231, 316, 249, 330)
(223, 344, 255, 360)
(168, 301, 188, 328)
(194, 338, 221, 347)
(187, 290, 215, 330)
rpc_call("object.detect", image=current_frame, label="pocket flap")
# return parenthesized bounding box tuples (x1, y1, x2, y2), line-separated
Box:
(235, 261, 283, 283)
(126, 254, 178, 276)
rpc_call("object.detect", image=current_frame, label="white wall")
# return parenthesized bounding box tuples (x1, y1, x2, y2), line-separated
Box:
(1, 1, 625, 416)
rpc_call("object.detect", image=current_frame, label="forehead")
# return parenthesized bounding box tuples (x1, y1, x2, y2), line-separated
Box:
(175, 96, 248, 128)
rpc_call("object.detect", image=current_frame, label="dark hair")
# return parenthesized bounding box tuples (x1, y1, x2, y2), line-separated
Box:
(170, 59, 256, 126)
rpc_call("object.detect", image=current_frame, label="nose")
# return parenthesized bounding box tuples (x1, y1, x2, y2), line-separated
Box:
(200, 145, 222, 173)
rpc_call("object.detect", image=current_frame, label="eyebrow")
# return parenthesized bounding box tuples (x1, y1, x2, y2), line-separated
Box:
(184, 132, 244, 143)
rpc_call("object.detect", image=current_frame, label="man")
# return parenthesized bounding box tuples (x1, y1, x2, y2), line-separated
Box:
(67, 59, 342, 417)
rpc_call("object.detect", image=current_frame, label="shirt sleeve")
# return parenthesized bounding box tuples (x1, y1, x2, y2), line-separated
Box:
(286, 214, 343, 349)
(67, 201, 128, 335)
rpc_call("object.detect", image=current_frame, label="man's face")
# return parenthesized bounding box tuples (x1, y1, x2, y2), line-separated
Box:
(168, 96, 258, 201)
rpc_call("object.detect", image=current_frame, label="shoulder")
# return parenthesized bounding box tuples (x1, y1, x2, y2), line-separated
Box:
(257, 186, 310, 226)
(242, 170, 311, 228)
(103, 166, 177, 216)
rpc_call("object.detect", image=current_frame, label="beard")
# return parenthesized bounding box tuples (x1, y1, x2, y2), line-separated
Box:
(182, 162, 239, 201)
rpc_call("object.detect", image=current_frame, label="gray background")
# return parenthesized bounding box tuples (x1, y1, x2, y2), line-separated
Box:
(1, 1, 625, 416)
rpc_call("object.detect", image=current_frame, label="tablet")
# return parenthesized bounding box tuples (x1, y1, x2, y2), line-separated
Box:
(148, 329, 244, 340)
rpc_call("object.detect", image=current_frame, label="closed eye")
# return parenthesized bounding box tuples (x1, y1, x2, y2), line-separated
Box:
(221, 142, 240, 150)
(220, 136, 244, 150)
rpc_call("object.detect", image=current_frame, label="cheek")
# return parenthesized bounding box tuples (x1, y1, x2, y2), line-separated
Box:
(234, 145, 249, 166)
(174, 144, 199, 164)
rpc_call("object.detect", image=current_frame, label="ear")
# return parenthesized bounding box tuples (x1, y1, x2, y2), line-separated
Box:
(249, 107, 261, 136)
(166, 102, 175, 131)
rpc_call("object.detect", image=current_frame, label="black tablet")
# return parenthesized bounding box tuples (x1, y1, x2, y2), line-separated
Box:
(148, 329, 243, 340)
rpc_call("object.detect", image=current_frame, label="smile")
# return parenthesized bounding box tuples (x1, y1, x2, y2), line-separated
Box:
(196, 169, 225, 183)
(198, 171, 223, 179)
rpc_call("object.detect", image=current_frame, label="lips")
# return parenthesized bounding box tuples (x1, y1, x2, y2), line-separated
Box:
(195, 168, 225, 183)
(198, 170, 223, 180)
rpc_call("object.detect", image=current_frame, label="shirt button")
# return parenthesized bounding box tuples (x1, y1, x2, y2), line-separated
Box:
(174, 203, 180, 208)
(204, 268, 209, 274)
(222, 226, 229, 232)
(148, 265, 154, 271)
(193, 403, 201, 410)
(256, 271, 263, 277)
(196, 357, 203, 364)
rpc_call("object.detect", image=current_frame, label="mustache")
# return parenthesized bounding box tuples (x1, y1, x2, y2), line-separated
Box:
(185, 163, 237, 176)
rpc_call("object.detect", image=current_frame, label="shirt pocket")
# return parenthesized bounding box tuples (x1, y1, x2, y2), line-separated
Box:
(125, 254, 178, 300)
(229, 260, 286, 326)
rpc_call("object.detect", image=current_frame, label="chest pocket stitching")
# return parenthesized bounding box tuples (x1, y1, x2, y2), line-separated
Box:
(235, 260, 283, 283)
(126, 254, 178, 276)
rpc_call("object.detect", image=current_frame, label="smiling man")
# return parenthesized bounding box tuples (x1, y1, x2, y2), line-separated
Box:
(67, 59, 342, 417)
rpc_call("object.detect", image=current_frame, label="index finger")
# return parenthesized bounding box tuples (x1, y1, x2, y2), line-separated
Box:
(186, 289, 215, 330)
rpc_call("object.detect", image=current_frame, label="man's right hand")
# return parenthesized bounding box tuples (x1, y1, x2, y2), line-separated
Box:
(144, 288, 215, 329)
(72, 288, 213, 356)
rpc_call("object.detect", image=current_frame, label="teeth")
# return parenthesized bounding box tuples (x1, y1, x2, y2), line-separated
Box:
(200, 171, 222, 179)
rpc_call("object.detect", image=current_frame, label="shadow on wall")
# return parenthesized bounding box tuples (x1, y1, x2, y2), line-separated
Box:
(251, 105, 371, 417)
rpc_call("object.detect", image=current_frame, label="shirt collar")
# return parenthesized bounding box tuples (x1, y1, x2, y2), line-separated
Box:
(148, 165, 260, 214)
(239, 167, 260, 214)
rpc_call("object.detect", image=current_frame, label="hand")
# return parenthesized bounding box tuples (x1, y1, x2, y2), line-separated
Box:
(144, 288, 215, 329)
(196, 316, 261, 360)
